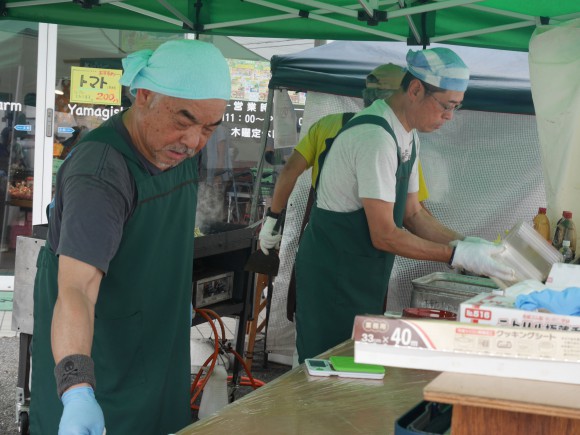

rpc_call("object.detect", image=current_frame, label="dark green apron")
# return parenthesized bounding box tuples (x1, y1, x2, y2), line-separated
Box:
(30, 122, 198, 434)
(295, 115, 416, 363)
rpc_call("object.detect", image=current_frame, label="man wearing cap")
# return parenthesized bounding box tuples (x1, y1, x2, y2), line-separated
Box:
(293, 47, 516, 363)
(259, 63, 430, 322)
(29, 40, 231, 434)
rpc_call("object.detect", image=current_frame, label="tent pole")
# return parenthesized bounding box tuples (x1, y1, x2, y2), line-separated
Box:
(157, 0, 194, 29)
(249, 89, 275, 224)
(397, 0, 422, 45)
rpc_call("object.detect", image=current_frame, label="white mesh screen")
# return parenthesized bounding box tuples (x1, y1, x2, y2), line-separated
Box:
(388, 110, 546, 312)
(267, 92, 546, 360)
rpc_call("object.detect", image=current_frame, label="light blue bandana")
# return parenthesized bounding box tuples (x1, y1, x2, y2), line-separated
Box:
(406, 47, 469, 92)
(120, 39, 231, 100)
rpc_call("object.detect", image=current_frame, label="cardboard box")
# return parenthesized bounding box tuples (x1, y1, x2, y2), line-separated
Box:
(459, 293, 580, 331)
(352, 315, 580, 384)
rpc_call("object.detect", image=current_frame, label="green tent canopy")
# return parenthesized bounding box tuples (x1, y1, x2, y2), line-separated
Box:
(3, 0, 580, 52)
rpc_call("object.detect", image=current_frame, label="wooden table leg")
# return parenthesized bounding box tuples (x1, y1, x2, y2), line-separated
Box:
(245, 273, 268, 368)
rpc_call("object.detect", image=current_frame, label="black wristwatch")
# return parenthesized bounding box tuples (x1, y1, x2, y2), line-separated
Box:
(266, 208, 281, 219)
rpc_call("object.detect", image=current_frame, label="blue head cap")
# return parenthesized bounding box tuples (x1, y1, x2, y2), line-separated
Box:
(120, 39, 231, 100)
(406, 47, 469, 92)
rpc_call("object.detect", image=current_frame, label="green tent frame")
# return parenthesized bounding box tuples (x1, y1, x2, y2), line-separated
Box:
(3, 0, 580, 52)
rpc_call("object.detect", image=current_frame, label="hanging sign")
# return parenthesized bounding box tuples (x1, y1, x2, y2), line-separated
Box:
(273, 89, 299, 149)
(70, 66, 123, 106)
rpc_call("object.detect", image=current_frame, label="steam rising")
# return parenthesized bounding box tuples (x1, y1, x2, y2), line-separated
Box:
(195, 182, 226, 233)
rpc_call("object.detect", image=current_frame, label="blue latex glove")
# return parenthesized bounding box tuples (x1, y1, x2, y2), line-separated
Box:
(515, 287, 580, 316)
(59, 386, 105, 435)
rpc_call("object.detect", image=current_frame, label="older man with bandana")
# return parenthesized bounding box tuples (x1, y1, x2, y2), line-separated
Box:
(29, 40, 230, 434)
(294, 47, 516, 363)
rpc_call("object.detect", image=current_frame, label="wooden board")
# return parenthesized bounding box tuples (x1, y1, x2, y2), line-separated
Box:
(450, 405, 580, 435)
(424, 372, 580, 420)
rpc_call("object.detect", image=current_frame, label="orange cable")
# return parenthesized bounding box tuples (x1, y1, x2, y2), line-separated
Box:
(199, 308, 227, 343)
(190, 307, 267, 409)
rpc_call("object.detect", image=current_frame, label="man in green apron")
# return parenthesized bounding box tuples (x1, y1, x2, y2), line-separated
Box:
(29, 40, 231, 434)
(258, 64, 433, 322)
(294, 47, 516, 363)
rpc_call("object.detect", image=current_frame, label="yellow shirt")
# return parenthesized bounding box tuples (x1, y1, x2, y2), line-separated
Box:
(295, 113, 430, 201)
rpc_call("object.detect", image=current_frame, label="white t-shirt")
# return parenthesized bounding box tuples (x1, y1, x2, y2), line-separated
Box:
(317, 99, 419, 212)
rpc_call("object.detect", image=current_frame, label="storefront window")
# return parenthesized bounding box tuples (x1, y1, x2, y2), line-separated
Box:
(51, 27, 303, 233)
(0, 22, 38, 273)
(52, 26, 162, 190)
(0, 24, 306, 274)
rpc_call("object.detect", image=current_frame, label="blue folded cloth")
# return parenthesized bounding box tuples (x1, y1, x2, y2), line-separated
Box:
(515, 287, 580, 316)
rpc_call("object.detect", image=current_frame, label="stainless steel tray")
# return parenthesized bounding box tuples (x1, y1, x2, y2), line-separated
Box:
(412, 272, 497, 296)
(410, 272, 498, 313)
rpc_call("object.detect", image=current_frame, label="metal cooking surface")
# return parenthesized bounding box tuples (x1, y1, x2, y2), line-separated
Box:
(193, 222, 255, 259)
(199, 222, 247, 235)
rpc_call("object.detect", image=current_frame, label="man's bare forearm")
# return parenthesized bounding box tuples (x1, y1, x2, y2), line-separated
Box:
(270, 151, 308, 214)
(52, 255, 103, 364)
(52, 289, 95, 363)
(404, 207, 463, 244)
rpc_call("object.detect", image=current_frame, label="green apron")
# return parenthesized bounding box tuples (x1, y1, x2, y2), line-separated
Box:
(295, 115, 416, 363)
(30, 122, 198, 434)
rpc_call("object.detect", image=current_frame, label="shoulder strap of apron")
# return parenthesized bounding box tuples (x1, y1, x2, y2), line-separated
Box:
(341, 112, 356, 125)
(82, 125, 143, 164)
(47, 122, 147, 220)
(315, 114, 399, 190)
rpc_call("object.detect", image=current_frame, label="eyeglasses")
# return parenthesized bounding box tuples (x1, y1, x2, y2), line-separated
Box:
(426, 92, 462, 113)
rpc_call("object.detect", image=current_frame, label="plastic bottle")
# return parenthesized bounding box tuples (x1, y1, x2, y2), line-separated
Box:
(552, 211, 567, 250)
(562, 211, 576, 258)
(552, 211, 564, 249)
(553, 211, 576, 257)
(198, 365, 229, 419)
(560, 240, 574, 263)
(532, 207, 550, 241)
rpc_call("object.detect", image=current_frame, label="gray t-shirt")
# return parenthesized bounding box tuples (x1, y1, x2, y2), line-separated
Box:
(48, 113, 160, 273)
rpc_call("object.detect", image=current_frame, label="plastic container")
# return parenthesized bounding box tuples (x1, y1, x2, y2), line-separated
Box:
(411, 272, 497, 314)
(395, 401, 452, 435)
(532, 207, 550, 241)
(560, 240, 574, 263)
(497, 221, 563, 283)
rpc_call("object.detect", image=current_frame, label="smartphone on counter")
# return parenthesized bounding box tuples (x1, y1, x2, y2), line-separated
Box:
(305, 356, 385, 380)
